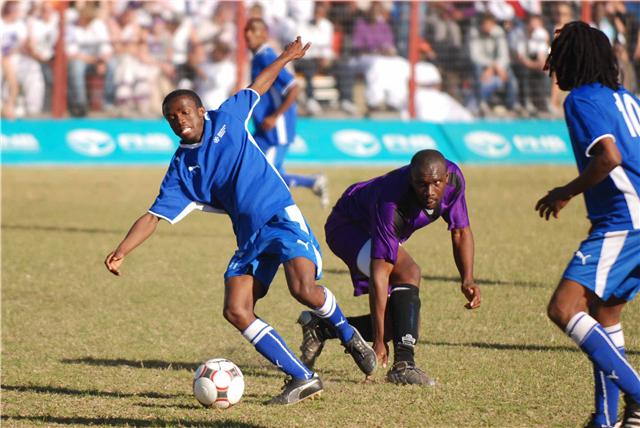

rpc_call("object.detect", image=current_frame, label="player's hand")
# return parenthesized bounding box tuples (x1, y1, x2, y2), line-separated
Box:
(372, 339, 389, 369)
(535, 186, 572, 220)
(260, 114, 278, 131)
(461, 282, 481, 309)
(281, 36, 311, 61)
(104, 251, 124, 276)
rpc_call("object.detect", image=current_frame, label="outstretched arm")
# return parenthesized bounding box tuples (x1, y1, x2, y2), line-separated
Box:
(249, 37, 310, 96)
(369, 259, 393, 367)
(104, 212, 160, 276)
(535, 137, 621, 220)
(451, 227, 481, 309)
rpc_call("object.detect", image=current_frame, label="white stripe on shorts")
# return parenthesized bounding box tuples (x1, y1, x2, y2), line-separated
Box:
(610, 166, 640, 229)
(356, 239, 372, 277)
(595, 231, 629, 297)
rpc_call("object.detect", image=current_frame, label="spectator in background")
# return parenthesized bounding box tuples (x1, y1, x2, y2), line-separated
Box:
(509, 14, 550, 116)
(1, 0, 26, 119)
(424, 3, 467, 104)
(143, 14, 176, 114)
(548, 1, 574, 117)
(327, 1, 360, 115)
(195, 40, 236, 110)
(196, 1, 236, 57)
(26, 1, 59, 113)
(468, 13, 518, 117)
(414, 61, 474, 122)
(351, 1, 409, 115)
(65, 3, 114, 116)
(1, 0, 47, 118)
(295, 1, 334, 115)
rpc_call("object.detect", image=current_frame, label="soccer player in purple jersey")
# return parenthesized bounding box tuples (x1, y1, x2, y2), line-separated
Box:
(297, 149, 481, 385)
(536, 22, 640, 428)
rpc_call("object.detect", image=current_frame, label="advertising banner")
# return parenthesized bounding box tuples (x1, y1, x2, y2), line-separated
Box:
(1, 118, 574, 166)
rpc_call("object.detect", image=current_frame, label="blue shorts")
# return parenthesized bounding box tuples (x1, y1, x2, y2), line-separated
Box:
(563, 229, 640, 302)
(224, 205, 323, 294)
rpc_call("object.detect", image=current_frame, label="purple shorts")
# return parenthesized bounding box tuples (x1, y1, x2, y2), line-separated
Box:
(325, 213, 372, 296)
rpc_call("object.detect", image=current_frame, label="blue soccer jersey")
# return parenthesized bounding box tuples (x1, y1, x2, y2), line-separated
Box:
(250, 44, 297, 147)
(564, 83, 640, 232)
(148, 88, 294, 246)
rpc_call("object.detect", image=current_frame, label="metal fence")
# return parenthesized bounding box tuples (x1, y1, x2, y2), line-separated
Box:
(2, 1, 636, 121)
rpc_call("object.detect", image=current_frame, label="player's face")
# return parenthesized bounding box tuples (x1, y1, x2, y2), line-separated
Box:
(244, 22, 266, 51)
(410, 164, 449, 210)
(163, 97, 206, 144)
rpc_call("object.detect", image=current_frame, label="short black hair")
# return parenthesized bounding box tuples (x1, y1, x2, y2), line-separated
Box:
(245, 17, 267, 33)
(410, 149, 446, 172)
(545, 21, 619, 91)
(162, 89, 203, 112)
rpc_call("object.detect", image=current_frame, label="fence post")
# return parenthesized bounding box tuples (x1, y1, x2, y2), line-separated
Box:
(408, 1, 420, 119)
(51, 1, 67, 118)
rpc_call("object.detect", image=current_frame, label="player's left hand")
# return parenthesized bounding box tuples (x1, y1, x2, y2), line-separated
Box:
(535, 186, 572, 220)
(104, 251, 125, 276)
(260, 114, 278, 131)
(282, 36, 311, 61)
(461, 282, 481, 309)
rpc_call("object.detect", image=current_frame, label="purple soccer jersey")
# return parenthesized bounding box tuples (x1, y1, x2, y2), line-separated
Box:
(325, 161, 469, 295)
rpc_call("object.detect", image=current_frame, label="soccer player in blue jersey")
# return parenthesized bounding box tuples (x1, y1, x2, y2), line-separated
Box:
(244, 18, 329, 208)
(104, 37, 375, 405)
(535, 22, 640, 428)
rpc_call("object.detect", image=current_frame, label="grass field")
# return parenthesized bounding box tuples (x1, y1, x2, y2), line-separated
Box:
(2, 165, 639, 427)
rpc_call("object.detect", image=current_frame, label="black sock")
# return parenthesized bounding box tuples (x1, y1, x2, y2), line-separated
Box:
(347, 314, 373, 341)
(318, 314, 373, 341)
(389, 284, 420, 363)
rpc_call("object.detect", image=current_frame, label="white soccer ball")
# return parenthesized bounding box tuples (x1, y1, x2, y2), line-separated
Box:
(193, 358, 244, 409)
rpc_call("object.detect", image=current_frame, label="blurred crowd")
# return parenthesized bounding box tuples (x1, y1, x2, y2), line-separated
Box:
(2, 0, 640, 121)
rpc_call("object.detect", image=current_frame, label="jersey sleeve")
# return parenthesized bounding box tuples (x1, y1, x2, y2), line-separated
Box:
(148, 157, 195, 224)
(273, 65, 296, 96)
(442, 189, 470, 230)
(217, 88, 261, 124)
(370, 201, 401, 264)
(566, 95, 615, 157)
(442, 167, 469, 230)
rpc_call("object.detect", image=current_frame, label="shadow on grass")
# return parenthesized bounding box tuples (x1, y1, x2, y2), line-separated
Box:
(1, 415, 267, 427)
(1, 384, 183, 399)
(1, 223, 230, 239)
(323, 268, 546, 288)
(61, 357, 283, 379)
(425, 340, 638, 355)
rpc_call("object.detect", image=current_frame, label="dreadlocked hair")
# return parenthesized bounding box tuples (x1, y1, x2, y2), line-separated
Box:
(546, 21, 619, 91)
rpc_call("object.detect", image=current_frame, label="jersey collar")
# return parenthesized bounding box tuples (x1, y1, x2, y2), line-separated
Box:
(255, 43, 269, 56)
(179, 112, 210, 149)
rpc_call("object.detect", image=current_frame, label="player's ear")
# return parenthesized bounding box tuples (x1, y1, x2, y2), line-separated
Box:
(198, 106, 206, 117)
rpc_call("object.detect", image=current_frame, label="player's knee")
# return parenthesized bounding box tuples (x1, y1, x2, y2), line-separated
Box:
(547, 298, 570, 328)
(288, 276, 317, 305)
(223, 304, 252, 330)
(390, 262, 421, 286)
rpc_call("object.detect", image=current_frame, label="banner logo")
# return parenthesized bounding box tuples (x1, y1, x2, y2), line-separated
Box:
(67, 129, 116, 157)
(464, 131, 511, 158)
(332, 129, 380, 157)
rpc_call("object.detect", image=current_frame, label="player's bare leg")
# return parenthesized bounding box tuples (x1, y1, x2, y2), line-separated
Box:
(548, 279, 640, 427)
(285, 257, 376, 376)
(224, 274, 321, 405)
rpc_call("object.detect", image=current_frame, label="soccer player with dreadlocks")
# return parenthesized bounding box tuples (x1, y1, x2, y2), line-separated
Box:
(535, 21, 640, 428)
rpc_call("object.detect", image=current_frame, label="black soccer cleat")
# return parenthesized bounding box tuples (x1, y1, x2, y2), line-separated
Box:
(342, 327, 376, 376)
(267, 374, 323, 405)
(297, 311, 326, 369)
(583, 413, 612, 428)
(621, 395, 640, 427)
(386, 361, 436, 386)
